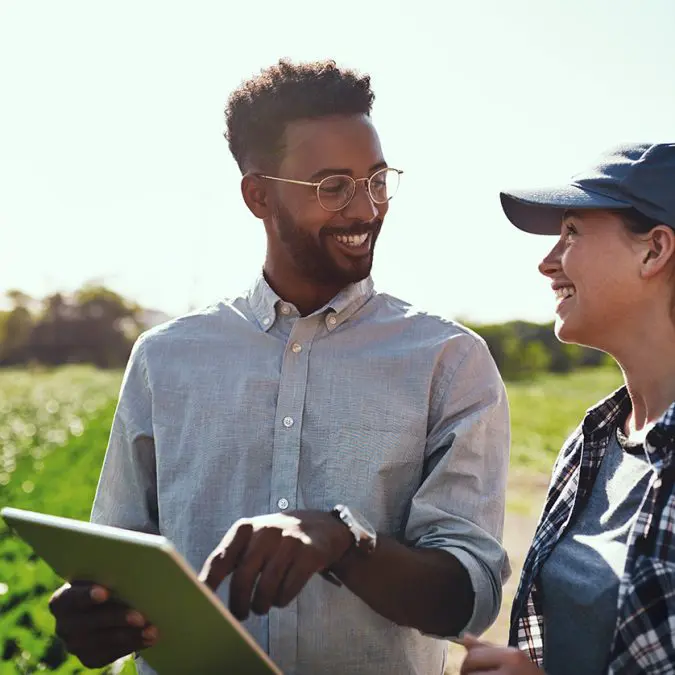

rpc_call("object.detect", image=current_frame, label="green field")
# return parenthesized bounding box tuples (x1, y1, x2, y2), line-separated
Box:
(508, 366, 623, 472)
(0, 368, 127, 675)
(0, 365, 624, 673)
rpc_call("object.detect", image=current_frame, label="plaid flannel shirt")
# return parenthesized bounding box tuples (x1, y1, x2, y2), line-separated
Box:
(509, 386, 675, 674)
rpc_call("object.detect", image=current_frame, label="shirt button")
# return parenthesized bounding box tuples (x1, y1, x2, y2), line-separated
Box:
(282, 416, 294, 428)
(262, 317, 271, 326)
(291, 342, 302, 353)
(280, 304, 291, 315)
(327, 314, 337, 326)
(277, 498, 289, 510)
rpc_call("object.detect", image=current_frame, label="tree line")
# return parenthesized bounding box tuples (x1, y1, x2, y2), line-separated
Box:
(462, 320, 611, 380)
(0, 286, 146, 369)
(0, 286, 609, 378)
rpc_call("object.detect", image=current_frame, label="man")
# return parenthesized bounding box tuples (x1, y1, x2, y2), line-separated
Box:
(49, 59, 510, 675)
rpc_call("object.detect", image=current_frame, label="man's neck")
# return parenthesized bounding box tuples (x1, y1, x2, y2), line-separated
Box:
(262, 265, 348, 317)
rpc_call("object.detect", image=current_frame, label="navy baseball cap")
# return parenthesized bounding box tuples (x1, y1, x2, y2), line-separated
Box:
(500, 143, 675, 235)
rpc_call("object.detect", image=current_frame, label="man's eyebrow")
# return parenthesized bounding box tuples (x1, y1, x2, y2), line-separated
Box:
(309, 168, 353, 180)
(308, 162, 388, 181)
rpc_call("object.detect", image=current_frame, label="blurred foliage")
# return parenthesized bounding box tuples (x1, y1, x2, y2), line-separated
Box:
(0, 285, 143, 369)
(464, 320, 614, 381)
(0, 367, 133, 673)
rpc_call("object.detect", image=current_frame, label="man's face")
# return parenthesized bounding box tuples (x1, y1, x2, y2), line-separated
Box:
(266, 114, 389, 287)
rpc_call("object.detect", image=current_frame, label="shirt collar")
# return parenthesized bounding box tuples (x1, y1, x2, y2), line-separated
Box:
(247, 273, 375, 332)
(323, 276, 375, 329)
(583, 384, 675, 460)
(247, 274, 279, 331)
(651, 399, 675, 452)
(582, 386, 631, 437)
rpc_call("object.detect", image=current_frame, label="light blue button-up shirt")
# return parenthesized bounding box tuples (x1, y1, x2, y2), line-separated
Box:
(92, 275, 510, 675)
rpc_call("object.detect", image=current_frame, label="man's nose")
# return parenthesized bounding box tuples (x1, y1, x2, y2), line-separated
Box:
(343, 181, 378, 221)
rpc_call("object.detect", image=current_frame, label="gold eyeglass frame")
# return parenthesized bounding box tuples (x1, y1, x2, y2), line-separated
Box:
(256, 167, 403, 212)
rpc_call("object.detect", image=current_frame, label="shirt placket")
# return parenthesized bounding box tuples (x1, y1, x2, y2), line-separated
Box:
(268, 312, 321, 674)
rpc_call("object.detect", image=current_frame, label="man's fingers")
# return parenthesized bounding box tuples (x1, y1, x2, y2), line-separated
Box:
(251, 536, 298, 616)
(228, 531, 275, 620)
(200, 522, 253, 591)
(68, 626, 155, 669)
(275, 553, 322, 608)
(49, 581, 110, 617)
(56, 601, 150, 641)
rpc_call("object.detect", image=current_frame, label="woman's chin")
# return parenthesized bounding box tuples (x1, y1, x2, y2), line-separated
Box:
(554, 315, 579, 344)
(555, 314, 603, 350)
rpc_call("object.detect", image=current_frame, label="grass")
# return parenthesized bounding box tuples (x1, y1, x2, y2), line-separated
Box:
(0, 364, 625, 673)
(507, 366, 623, 473)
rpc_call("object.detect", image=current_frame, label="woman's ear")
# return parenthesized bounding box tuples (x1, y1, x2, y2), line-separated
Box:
(241, 173, 271, 220)
(640, 225, 675, 279)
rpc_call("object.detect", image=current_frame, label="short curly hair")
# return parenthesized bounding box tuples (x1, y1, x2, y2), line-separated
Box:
(225, 58, 375, 172)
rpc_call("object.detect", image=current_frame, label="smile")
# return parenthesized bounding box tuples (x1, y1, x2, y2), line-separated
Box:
(554, 286, 576, 300)
(332, 233, 369, 247)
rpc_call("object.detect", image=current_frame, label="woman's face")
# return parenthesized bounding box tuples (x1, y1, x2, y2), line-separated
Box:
(538, 209, 647, 349)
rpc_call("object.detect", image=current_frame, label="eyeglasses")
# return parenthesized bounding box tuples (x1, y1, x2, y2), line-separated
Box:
(257, 167, 403, 212)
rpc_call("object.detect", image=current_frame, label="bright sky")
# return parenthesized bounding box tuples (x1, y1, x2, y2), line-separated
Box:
(2, 0, 674, 323)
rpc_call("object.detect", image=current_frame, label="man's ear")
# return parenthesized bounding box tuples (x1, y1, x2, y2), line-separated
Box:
(241, 173, 271, 220)
(640, 225, 675, 279)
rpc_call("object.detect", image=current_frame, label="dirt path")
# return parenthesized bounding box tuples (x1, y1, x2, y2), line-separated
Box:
(445, 470, 549, 673)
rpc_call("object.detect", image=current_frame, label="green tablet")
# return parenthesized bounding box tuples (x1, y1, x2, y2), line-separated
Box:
(1, 507, 282, 675)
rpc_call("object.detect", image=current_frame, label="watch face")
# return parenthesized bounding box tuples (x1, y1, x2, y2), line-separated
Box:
(348, 508, 376, 540)
(337, 506, 376, 551)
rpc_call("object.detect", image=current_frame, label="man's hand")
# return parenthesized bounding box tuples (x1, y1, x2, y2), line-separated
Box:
(48, 581, 159, 668)
(460, 633, 545, 674)
(199, 511, 352, 620)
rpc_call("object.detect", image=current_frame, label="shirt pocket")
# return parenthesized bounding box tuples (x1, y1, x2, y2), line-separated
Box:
(612, 555, 675, 673)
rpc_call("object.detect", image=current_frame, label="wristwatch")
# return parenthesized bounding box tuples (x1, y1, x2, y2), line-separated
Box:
(331, 504, 377, 553)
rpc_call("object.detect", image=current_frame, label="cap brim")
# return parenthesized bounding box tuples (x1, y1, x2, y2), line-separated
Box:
(500, 185, 631, 235)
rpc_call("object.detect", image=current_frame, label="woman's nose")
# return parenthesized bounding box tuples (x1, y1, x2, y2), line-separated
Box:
(538, 240, 563, 277)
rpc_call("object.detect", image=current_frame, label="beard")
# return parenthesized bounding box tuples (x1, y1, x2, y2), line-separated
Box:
(273, 203, 381, 287)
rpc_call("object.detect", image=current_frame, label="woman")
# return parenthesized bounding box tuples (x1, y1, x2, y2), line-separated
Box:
(461, 143, 675, 675)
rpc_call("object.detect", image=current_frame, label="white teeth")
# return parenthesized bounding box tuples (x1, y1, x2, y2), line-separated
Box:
(554, 286, 576, 300)
(333, 233, 369, 247)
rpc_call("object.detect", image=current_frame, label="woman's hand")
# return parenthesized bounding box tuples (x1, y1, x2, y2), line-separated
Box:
(460, 633, 545, 674)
